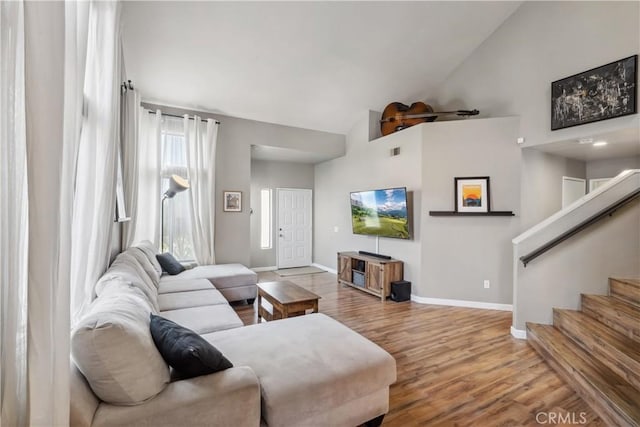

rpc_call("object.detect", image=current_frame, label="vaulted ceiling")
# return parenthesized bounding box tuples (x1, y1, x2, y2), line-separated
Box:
(122, 1, 521, 135)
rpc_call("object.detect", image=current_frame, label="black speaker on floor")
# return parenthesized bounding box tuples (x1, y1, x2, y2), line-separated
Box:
(390, 280, 411, 302)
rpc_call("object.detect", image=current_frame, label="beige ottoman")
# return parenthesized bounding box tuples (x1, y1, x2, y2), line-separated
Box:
(203, 313, 396, 427)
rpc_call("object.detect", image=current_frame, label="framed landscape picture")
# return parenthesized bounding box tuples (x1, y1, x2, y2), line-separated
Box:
(223, 191, 242, 212)
(455, 177, 490, 213)
(551, 55, 637, 130)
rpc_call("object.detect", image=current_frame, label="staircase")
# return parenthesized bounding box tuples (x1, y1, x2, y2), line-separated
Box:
(527, 278, 640, 427)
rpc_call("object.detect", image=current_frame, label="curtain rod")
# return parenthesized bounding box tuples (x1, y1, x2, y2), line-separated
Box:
(147, 110, 221, 125)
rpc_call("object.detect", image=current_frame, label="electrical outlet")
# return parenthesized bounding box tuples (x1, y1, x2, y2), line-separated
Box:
(483, 280, 490, 289)
(333, 226, 339, 233)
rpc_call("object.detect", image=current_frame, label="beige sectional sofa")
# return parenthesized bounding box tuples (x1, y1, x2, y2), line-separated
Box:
(70, 241, 397, 427)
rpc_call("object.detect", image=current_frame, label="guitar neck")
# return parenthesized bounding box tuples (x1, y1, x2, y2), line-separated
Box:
(381, 109, 479, 122)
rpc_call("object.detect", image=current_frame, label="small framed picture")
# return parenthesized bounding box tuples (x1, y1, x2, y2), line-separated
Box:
(455, 177, 490, 213)
(223, 191, 242, 212)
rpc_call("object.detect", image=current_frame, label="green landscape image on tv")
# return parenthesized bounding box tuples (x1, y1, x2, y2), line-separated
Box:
(350, 187, 409, 239)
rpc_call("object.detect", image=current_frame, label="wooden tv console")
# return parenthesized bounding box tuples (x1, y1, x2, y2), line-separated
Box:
(337, 251, 403, 301)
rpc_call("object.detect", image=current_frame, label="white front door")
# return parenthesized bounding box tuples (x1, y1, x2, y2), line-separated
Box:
(562, 176, 586, 208)
(277, 188, 312, 269)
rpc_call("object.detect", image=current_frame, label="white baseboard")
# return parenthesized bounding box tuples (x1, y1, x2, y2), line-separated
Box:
(311, 263, 337, 275)
(510, 326, 527, 340)
(410, 295, 513, 312)
(251, 266, 277, 272)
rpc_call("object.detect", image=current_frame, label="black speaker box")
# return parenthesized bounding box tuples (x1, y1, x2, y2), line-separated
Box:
(390, 280, 411, 302)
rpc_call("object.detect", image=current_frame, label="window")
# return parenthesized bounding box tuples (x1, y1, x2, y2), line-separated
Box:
(260, 188, 272, 249)
(161, 118, 195, 261)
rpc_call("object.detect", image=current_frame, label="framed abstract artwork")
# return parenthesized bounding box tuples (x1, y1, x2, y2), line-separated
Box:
(454, 177, 490, 213)
(551, 55, 637, 130)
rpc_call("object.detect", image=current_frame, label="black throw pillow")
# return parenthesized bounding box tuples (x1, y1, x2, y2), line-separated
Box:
(149, 314, 233, 379)
(156, 252, 186, 275)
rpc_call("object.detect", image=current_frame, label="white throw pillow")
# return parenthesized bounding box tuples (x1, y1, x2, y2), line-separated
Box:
(71, 287, 169, 405)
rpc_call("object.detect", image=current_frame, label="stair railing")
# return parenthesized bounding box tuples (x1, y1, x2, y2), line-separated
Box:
(514, 169, 640, 268)
(520, 188, 640, 267)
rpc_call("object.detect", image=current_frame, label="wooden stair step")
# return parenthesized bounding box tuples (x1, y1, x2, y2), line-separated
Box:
(610, 278, 640, 308)
(582, 294, 640, 343)
(553, 308, 640, 390)
(526, 323, 640, 427)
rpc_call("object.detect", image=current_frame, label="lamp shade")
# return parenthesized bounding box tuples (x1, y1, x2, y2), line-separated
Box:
(163, 174, 189, 199)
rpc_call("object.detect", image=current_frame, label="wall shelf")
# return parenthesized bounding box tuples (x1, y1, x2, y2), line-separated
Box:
(429, 211, 515, 216)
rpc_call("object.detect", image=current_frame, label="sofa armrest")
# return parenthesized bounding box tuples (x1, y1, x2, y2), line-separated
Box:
(70, 360, 100, 427)
(91, 366, 260, 427)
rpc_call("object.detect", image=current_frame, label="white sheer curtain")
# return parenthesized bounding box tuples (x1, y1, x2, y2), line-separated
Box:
(161, 115, 194, 259)
(23, 0, 77, 422)
(128, 112, 218, 263)
(70, 0, 122, 325)
(122, 88, 141, 248)
(0, 1, 28, 425)
(184, 116, 218, 264)
(2, 0, 122, 423)
(131, 108, 162, 247)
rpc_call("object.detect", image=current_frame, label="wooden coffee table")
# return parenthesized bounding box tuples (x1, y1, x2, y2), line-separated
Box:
(257, 281, 321, 321)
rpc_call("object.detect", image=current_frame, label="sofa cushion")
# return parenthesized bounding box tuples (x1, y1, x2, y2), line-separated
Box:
(96, 255, 159, 312)
(129, 246, 161, 286)
(133, 240, 163, 279)
(156, 253, 186, 275)
(158, 289, 228, 311)
(158, 278, 213, 295)
(214, 285, 257, 303)
(202, 313, 396, 427)
(161, 264, 257, 290)
(114, 252, 158, 291)
(96, 278, 159, 314)
(150, 314, 233, 379)
(71, 287, 170, 405)
(160, 305, 244, 334)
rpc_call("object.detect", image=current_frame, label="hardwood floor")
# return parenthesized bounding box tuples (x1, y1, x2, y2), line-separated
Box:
(233, 271, 604, 426)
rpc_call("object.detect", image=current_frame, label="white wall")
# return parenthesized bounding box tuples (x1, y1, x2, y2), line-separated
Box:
(520, 149, 586, 229)
(142, 102, 345, 266)
(420, 117, 521, 304)
(433, 1, 640, 148)
(586, 155, 640, 181)
(250, 159, 314, 268)
(314, 112, 423, 286)
(314, 115, 522, 304)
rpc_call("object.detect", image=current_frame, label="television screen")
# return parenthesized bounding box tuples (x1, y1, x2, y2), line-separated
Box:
(350, 187, 410, 239)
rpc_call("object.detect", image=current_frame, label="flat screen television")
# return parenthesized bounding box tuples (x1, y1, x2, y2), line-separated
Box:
(350, 187, 410, 239)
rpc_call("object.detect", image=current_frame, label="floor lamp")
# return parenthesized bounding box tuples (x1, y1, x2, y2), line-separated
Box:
(161, 174, 190, 252)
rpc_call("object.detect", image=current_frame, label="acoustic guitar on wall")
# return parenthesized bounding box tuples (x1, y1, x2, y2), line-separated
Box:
(380, 102, 479, 136)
